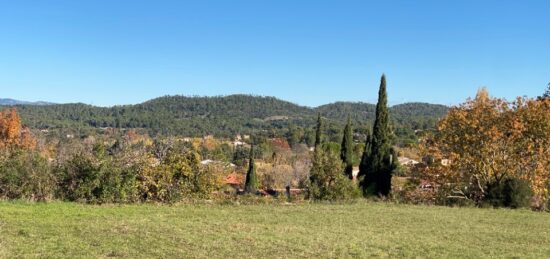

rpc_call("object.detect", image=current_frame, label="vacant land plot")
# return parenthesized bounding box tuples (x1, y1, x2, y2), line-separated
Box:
(0, 201, 549, 258)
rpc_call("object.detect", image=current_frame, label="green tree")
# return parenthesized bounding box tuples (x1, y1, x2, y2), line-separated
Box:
(286, 124, 302, 148)
(0, 150, 56, 201)
(541, 82, 550, 100)
(314, 113, 323, 150)
(244, 146, 259, 193)
(137, 148, 221, 203)
(358, 129, 372, 179)
(308, 147, 360, 201)
(57, 153, 103, 202)
(340, 115, 354, 179)
(361, 74, 394, 196)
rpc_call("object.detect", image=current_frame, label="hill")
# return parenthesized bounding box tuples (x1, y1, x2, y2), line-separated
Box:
(4, 95, 448, 142)
(0, 98, 54, 106)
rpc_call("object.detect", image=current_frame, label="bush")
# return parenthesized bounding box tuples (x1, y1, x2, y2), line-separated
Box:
(0, 150, 56, 201)
(57, 154, 102, 202)
(307, 148, 361, 201)
(95, 163, 139, 203)
(137, 150, 223, 203)
(57, 153, 138, 203)
(484, 178, 532, 209)
(393, 178, 437, 205)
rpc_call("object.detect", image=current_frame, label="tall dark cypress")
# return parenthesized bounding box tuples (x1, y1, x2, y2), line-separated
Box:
(358, 128, 372, 180)
(362, 74, 393, 196)
(340, 115, 354, 179)
(314, 113, 323, 151)
(244, 146, 259, 193)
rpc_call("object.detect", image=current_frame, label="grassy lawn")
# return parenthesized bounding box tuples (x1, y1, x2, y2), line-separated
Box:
(0, 201, 549, 258)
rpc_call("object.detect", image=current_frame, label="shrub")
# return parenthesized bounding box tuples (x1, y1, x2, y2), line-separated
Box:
(307, 148, 361, 201)
(484, 178, 532, 209)
(95, 162, 139, 203)
(0, 150, 56, 201)
(137, 150, 223, 203)
(56, 153, 138, 203)
(393, 178, 437, 205)
(57, 153, 102, 202)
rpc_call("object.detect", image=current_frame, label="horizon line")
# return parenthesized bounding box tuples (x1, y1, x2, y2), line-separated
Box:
(1, 94, 456, 108)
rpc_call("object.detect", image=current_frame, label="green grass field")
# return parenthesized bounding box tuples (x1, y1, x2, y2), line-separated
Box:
(1, 201, 549, 258)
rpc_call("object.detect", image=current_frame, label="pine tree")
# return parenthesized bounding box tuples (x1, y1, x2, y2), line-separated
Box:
(244, 146, 259, 193)
(340, 115, 354, 179)
(362, 74, 393, 196)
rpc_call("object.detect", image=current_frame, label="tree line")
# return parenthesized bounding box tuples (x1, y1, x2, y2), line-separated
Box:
(8, 94, 448, 146)
(1, 79, 549, 210)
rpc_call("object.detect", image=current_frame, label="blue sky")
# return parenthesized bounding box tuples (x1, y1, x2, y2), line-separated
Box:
(0, 0, 548, 107)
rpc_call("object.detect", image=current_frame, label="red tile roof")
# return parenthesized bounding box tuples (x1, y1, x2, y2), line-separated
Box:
(224, 173, 243, 185)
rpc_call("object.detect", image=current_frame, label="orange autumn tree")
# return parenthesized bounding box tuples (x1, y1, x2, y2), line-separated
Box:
(513, 97, 550, 205)
(0, 108, 36, 150)
(420, 89, 550, 206)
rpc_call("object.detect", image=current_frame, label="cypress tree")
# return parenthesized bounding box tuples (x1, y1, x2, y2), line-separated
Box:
(390, 147, 400, 173)
(542, 82, 550, 100)
(358, 128, 372, 180)
(362, 74, 393, 196)
(314, 113, 323, 150)
(244, 146, 259, 193)
(340, 115, 354, 179)
(309, 113, 324, 194)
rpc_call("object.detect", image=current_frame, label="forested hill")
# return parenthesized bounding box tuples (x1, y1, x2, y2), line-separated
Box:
(0, 98, 54, 106)
(6, 95, 448, 140)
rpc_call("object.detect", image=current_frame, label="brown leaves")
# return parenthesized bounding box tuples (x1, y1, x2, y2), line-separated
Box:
(0, 108, 36, 150)
(420, 90, 550, 203)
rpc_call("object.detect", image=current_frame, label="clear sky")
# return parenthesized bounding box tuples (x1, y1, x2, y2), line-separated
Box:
(0, 0, 548, 107)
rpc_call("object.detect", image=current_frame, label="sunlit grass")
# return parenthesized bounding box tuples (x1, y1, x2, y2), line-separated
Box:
(0, 201, 549, 258)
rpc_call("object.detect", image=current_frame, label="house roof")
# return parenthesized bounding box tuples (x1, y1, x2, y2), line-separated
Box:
(398, 157, 420, 165)
(201, 159, 236, 167)
(224, 173, 243, 185)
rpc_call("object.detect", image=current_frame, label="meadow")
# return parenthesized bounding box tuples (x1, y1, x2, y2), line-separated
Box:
(1, 201, 549, 258)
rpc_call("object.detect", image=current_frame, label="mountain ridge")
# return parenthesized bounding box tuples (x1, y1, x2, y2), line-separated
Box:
(0, 98, 55, 106)
(4, 95, 449, 143)
(1, 94, 446, 109)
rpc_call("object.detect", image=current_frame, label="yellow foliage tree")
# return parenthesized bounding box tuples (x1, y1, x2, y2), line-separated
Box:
(420, 89, 550, 206)
(0, 108, 36, 150)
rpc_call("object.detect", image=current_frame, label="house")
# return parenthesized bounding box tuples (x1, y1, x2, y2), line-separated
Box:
(233, 140, 245, 147)
(398, 157, 420, 166)
(223, 173, 244, 194)
(270, 138, 291, 150)
(234, 134, 251, 141)
(200, 159, 236, 167)
(419, 180, 435, 190)
(200, 159, 215, 165)
(224, 173, 242, 186)
(422, 156, 450, 166)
